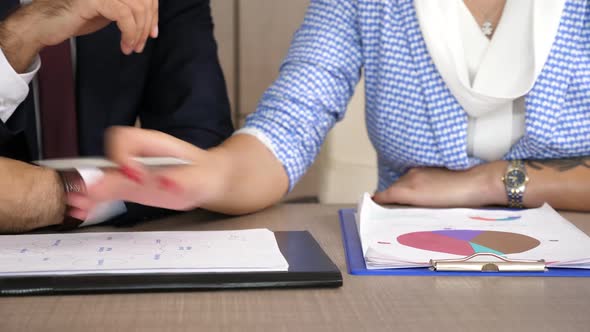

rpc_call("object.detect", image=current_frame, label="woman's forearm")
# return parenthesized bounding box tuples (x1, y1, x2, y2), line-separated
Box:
(202, 134, 289, 215)
(523, 157, 590, 211)
(370, 157, 590, 211)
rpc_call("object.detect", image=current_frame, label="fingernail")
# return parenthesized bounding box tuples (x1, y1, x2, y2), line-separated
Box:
(126, 41, 136, 54)
(153, 25, 159, 38)
(120, 165, 143, 184)
(158, 176, 181, 193)
(123, 45, 132, 55)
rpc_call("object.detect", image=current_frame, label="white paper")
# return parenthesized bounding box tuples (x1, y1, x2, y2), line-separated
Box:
(0, 229, 289, 276)
(357, 193, 590, 269)
(34, 157, 191, 170)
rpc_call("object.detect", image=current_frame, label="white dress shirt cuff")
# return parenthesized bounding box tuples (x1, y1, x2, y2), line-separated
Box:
(233, 127, 281, 161)
(0, 49, 40, 123)
(76, 168, 127, 227)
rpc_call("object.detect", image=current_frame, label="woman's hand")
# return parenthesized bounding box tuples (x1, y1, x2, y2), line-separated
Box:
(372, 162, 508, 208)
(67, 126, 230, 220)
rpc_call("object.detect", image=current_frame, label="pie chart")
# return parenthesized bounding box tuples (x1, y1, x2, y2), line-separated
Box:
(397, 230, 540, 256)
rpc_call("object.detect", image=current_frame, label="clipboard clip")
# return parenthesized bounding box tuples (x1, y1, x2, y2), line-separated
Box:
(430, 253, 546, 272)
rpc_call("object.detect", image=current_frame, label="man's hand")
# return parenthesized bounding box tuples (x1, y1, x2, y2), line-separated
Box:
(372, 162, 508, 208)
(0, 158, 66, 233)
(33, 0, 159, 53)
(0, 0, 158, 72)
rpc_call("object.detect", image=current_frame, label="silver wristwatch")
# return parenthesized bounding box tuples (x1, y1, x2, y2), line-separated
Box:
(502, 160, 529, 208)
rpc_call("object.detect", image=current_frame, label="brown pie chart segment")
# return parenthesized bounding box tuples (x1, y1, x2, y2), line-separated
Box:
(469, 231, 540, 254)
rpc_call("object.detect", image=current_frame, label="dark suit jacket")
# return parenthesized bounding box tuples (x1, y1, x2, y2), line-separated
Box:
(0, 0, 234, 224)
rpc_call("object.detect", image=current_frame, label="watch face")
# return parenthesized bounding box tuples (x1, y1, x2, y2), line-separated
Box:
(506, 169, 526, 187)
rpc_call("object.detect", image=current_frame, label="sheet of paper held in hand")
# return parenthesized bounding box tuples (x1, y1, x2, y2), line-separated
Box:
(0, 229, 289, 276)
(356, 193, 590, 270)
(34, 157, 191, 170)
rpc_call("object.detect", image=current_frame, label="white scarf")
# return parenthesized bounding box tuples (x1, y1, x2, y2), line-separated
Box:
(414, 0, 565, 160)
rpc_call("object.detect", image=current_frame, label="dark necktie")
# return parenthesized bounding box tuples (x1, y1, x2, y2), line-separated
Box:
(37, 41, 79, 158)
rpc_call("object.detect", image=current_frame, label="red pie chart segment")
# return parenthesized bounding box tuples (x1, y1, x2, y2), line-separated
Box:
(397, 232, 475, 256)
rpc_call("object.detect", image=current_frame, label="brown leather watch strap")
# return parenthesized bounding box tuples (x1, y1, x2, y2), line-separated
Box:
(55, 170, 86, 231)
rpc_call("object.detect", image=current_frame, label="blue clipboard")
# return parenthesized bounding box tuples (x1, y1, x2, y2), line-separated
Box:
(339, 208, 590, 277)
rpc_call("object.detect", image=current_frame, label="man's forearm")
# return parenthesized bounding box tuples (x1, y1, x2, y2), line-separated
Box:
(0, 158, 65, 233)
(0, 5, 43, 73)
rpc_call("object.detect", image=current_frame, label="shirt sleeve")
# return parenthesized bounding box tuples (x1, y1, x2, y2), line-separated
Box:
(138, 0, 233, 149)
(240, 0, 363, 191)
(0, 48, 40, 123)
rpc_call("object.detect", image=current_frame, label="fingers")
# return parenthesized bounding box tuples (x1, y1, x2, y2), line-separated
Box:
(86, 168, 195, 211)
(85, 170, 140, 201)
(68, 207, 89, 221)
(68, 193, 94, 211)
(85, 125, 213, 211)
(150, 0, 159, 38)
(120, 0, 151, 53)
(373, 168, 430, 205)
(66, 193, 95, 220)
(105, 126, 205, 181)
(123, 0, 146, 53)
(372, 187, 407, 205)
(98, 0, 158, 54)
(96, 1, 136, 54)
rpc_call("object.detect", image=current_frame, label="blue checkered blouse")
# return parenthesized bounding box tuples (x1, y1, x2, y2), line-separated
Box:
(241, 0, 590, 191)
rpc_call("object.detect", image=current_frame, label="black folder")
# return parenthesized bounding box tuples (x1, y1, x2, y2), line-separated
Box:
(0, 231, 342, 296)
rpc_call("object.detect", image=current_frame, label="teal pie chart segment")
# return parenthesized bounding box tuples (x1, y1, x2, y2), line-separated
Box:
(469, 242, 504, 256)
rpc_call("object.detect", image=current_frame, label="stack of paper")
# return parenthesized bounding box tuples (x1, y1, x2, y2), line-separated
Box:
(0, 229, 289, 276)
(357, 193, 590, 270)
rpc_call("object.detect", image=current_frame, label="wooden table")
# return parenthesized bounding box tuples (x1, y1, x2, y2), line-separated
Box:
(1, 204, 589, 331)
